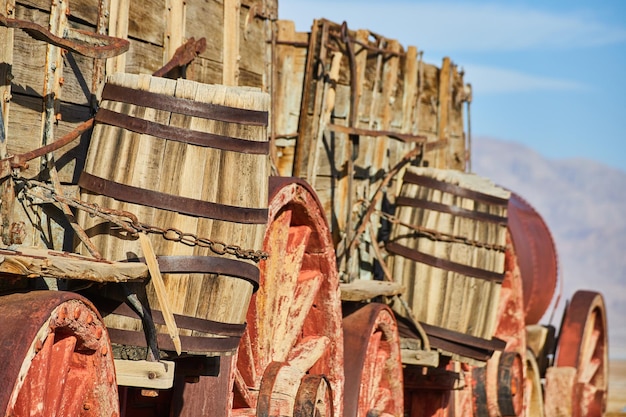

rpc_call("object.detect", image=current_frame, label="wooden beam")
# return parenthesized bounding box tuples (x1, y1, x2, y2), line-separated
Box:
(0, 247, 148, 282)
(114, 359, 175, 389)
(223, 0, 241, 85)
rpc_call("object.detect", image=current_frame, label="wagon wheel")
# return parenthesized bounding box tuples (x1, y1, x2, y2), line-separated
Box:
(0, 291, 118, 417)
(555, 290, 608, 417)
(343, 303, 403, 417)
(234, 178, 344, 417)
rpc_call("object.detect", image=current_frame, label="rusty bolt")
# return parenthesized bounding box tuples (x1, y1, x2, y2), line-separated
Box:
(148, 371, 157, 380)
(9, 222, 26, 245)
(107, 373, 114, 385)
(35, 339, 43, 352)
(95, 327, 103, 340)
(59, 307, 68, 320)
(83, 403, 91, 411)
(74, 307, 82, 320)
(101, 345, 108, 356)
(86, 314, 93, 324)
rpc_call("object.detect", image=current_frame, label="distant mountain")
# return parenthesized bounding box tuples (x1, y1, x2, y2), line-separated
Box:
(472, 136, 626, 359)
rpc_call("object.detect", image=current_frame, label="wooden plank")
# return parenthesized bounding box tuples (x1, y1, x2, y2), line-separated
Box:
(165, 0, 186, 63)
(106, 0, 130, 74)
(222, 0, 240, 85)
(0, 246, 148, 282)
(128, 0, 165, 46)
(339, 279, 404, 302)
(114, 359, 175, 389)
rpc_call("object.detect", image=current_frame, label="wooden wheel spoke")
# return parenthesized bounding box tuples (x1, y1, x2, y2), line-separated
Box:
(269, 226, 314, 361)
(579, 327, 600, 380)
(372, 386, 392, 414)
(287, 335, 330, 373)
(580, 357, 602, 385)
(273, 270, 323, 361)
(237, 329, 258, 388)
(258, 209, 293, 362)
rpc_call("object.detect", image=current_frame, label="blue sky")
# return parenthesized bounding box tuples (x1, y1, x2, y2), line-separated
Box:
(279, 1, 626, 173)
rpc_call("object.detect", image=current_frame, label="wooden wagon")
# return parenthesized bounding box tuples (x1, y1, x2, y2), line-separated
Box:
(0, 0, 608, 416)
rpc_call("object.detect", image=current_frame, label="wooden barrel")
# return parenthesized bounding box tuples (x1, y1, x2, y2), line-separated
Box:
(76, 73, 269, 355)
(387, 167, 510, 340)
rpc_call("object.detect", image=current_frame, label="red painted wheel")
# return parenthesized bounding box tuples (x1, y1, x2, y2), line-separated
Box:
(343, 303, 403, 417)
(555, 290, 608, 417)
(0, 291, 118, 417)
(233, 178, 344, 417)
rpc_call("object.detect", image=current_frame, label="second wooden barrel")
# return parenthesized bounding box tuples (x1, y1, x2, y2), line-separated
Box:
(387, 167, 510, 340)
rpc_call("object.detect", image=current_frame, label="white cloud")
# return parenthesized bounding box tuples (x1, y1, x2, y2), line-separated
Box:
(279, 1, 626, 52)
(461, 64, 589, 94)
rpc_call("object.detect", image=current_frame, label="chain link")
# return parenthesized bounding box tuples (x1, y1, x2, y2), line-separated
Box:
(20, 179, 269, 263)
(377, 210, 506, 252)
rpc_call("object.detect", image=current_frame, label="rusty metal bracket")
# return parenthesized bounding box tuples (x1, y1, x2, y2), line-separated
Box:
(2, 118, 94, 175)
(153, 37, 207, 78)
(0, 14, 129, 58)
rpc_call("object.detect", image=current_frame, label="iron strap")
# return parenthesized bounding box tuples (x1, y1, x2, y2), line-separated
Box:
(403, 170, 509, 207)
(386, 241, 505, 283)
(78, 171, 268, 224)
(96, 109, 269, 155)
(101, 83, 269, 126)
(395, 196, 508, 225)
(107, 328, 241, 354)
(155, 255, 259, 291)
(108, 301, 246, 337)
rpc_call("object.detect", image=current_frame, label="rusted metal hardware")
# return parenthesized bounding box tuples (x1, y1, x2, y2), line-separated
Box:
(387, 241, 506, 283)
(497, 352, 524, 416)
(21, 179, 269, 262)
(79, 171, 269, 224)
(397, 318, 506, 362)
(327, 123, 428, 143)
(95, 108, 269, 154)
(153, 37, 207, 77)
(473, 351, 524, 417)
(0, 118, 94, 179)
(101, 83, 269, 127)
(377, 210, 506, 251)
(403, 170, 510, 207)
(327, 25, 404, 58)
(0, 292, 118, 416)
(0, 14, 129, 58)
(293, 375, 332, 417)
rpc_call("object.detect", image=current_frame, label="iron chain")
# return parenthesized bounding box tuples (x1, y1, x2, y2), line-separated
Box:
(20, 179, 269, 263)
(377, 210, 506, 252)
